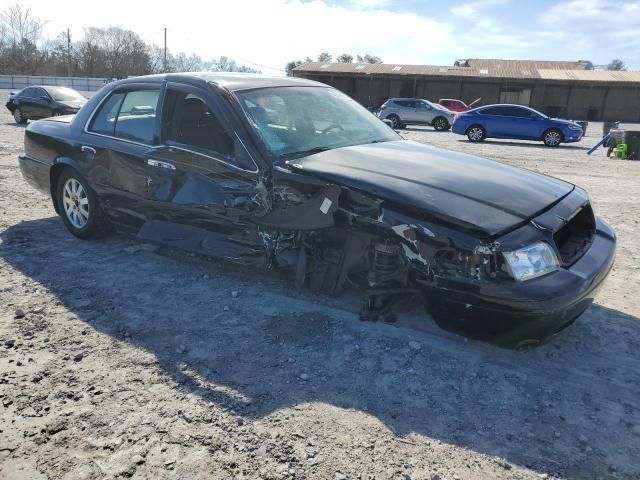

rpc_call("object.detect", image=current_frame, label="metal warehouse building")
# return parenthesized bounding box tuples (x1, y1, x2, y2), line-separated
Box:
(293, 59, 640, 122)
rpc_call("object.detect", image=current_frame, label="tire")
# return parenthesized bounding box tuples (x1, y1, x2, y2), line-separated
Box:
(386, 114, 401, 129)
(13, 107, 27, 124)
(542, 128, 563, 147)
(433, 116, 450, 131)
(466, 125, 486, 142)
(56, 168, 105, 239)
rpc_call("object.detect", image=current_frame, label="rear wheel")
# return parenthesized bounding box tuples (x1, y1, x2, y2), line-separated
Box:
(543, 128, 563, 147)
(466, 125, 486, 142)
(56, 169, 104, 239)
(433, 116, 450, 131)
(13, 107, 27, 124)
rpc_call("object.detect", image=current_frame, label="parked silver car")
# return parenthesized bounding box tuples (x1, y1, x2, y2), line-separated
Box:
(379, 98, 454, 131)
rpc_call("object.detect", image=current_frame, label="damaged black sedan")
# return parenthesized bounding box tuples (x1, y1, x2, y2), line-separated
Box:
(18, 73, 616, 348)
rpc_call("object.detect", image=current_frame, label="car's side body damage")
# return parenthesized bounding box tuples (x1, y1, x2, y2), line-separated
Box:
(17, 73, 616, 349)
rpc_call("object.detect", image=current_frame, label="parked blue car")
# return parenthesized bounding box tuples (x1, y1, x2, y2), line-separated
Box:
(451, 104, 584, 147)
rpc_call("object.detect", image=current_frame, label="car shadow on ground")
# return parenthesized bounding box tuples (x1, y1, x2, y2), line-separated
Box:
(456, 139, 589, 151)
(2, 217, 639, 478)
(4, 122, 26, 128)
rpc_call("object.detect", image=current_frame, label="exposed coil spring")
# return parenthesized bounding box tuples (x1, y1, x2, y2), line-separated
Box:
(369, 242, 405, 286)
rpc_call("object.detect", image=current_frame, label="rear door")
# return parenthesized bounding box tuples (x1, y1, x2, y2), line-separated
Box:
(143, 82, 261, 234)
(82, 83, 163, 227)
(19, 88, 39, 117)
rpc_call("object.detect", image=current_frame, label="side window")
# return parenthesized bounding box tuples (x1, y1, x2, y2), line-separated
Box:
(35, 88, 48, 100)
(89, 92, 125, 136)
(506, 107, 533, 118)
(114, 89, 160, 144)
(481, 107, 507, 116)
(162, 88, 254, 170)
(22, 87, 35, 98)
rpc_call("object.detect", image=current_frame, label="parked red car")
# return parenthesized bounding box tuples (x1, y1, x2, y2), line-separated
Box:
(438, 97, 481, 112)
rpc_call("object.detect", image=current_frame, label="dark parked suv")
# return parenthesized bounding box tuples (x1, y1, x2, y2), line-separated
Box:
(17, 73, 615, 348)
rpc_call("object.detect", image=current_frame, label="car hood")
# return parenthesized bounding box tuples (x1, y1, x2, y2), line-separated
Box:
(287, 140, 574, 236)
(57, 100, 85, 109)
(550, 118, 581, 127)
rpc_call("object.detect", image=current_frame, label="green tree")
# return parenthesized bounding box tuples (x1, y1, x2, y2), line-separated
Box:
(357, 53, 382, 64)
(337, 53, 353, 63)
(317, 51, 332, 62)
(285, 60, 302, 76)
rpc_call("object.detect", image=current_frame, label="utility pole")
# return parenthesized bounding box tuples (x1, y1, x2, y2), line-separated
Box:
(163, 27, 167, 72)
(67, 28, 72, 77)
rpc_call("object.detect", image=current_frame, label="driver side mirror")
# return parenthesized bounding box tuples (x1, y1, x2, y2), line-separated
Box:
(40, 95, 51, 102)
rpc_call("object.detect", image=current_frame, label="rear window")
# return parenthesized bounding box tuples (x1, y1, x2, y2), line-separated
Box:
(89, 92, 125, 136)
(89, 89, 160, 144)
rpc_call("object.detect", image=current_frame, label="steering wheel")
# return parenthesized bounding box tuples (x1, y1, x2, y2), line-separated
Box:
(321, 123, 344, 135)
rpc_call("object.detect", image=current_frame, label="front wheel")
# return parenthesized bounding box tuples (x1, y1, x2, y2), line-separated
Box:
(466, 125, 486, 142)
(56, 169, 105, 239)
(543, 129, 563, 147)
(433, 117, 450, 131)
(13, 108, 27, 124)
(386, 114, 401, 129)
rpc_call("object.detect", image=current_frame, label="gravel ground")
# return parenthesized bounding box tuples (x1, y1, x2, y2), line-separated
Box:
(1, 92, 639, 480)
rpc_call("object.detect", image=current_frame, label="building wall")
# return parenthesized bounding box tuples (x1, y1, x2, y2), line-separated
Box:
(296, 72, 640, 122)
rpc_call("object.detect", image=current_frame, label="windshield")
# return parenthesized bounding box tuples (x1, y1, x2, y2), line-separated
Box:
(425, 99, 448, 111)
(236, 86, 400, 160)
(46, 87, 85, 102)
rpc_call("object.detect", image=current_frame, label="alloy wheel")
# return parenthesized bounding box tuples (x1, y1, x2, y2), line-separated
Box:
(468, 127, 484, 141)
(62, 178, 90, 229)
(434, 118, 447, 131)
(544, 130, 561, 146)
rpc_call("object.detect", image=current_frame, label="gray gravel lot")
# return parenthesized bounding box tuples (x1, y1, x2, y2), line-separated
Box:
(1, 90, 639, 480)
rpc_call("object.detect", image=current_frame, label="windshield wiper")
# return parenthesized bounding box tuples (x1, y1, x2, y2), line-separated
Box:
(280, 146, 332, 161)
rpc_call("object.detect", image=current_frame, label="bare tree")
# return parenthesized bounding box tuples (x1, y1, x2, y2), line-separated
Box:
(607, 59, 626, 71)
(0, 3, 48, 74)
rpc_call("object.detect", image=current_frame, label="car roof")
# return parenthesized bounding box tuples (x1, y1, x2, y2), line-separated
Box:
(117, 72, 326, 92)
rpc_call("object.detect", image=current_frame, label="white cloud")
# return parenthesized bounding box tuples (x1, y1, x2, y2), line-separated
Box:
(24, 0, 453, 74)
(13, 0, 640, 74)
(451, 0, 507, 18)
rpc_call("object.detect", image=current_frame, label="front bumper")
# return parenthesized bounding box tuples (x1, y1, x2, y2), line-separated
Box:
(425, 218, 616, 348)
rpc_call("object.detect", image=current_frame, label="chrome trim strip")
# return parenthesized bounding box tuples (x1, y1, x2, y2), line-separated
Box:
(165, 144, 259, 174)
(147, 158, 176, 170)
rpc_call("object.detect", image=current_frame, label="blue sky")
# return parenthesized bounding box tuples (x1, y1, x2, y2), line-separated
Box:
(22, 0, 640, 74)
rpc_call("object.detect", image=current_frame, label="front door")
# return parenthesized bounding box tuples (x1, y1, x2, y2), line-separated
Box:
(143, 82, 263, 237)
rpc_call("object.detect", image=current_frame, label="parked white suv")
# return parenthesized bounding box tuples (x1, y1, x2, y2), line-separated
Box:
(379, 98, 454, 131)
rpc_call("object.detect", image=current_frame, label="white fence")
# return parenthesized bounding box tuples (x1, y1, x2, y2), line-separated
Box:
(0, 75, 109, 91)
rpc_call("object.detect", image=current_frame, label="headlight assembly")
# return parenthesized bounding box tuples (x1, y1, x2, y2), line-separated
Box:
(503, 242, 560, 281)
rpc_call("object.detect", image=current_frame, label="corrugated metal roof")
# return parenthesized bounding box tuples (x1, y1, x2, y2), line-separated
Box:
(463, 59, 583, 70)
(537, 69, 640, 82)
(294, 62, 640, 83)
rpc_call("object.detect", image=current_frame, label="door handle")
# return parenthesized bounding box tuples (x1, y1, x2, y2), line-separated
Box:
(147, 158, 176, 170)
(80, 145, 96, 155)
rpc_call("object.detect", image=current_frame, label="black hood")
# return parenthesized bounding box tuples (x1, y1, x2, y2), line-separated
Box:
(57, 100, 85, 109)
(287, 140, 574, 236)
